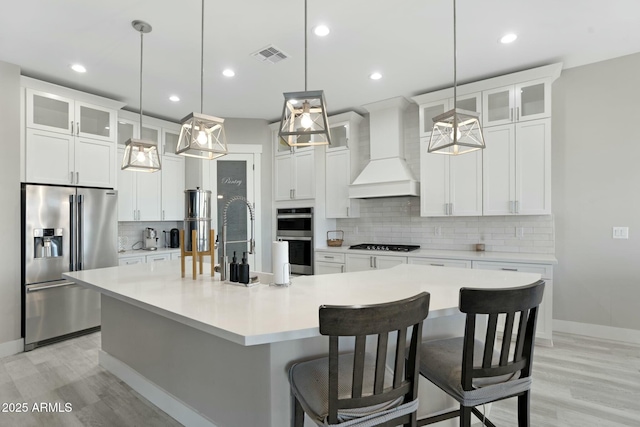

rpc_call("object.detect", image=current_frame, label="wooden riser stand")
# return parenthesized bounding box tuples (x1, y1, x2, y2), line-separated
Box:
(180, 229, 215, 280)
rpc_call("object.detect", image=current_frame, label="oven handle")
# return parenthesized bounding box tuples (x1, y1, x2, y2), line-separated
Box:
(276, 236, 313, 242)
(277, 214, 313, 219)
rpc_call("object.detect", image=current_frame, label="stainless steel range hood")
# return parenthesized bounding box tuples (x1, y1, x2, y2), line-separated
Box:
(349, 97, 419, 199)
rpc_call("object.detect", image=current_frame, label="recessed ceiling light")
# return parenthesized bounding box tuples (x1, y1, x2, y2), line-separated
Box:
(369, 72, 382, 80)
(71, 64, 86, 73)
(314, 25, 330, 37)
(169, 95, 180, 102)
(500, 33, 518, 44)
(222, 69, 235, 77)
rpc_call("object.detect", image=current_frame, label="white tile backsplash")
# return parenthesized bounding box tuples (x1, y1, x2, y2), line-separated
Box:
(336, 197, 555, 254)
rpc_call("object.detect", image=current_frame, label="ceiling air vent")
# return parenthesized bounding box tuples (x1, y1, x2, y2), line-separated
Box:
(252, 45, 289, 64)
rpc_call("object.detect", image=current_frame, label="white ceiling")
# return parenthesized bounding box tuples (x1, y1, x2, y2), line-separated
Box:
(1, 0, 639, 122)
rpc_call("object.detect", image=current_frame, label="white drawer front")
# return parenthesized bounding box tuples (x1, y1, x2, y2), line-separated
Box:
(316, 252, 346, 264)
(408, 257, 471, 269)
(472, 261, 552, 279)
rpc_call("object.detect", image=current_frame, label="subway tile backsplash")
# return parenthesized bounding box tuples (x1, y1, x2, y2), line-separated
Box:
(336, 198, 555, 254)
(118, 221, 181, 250)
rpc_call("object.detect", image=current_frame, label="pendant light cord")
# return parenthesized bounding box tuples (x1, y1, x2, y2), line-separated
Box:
(304, 0, 308, 91)
(201, 0, 205, 113)
(453, 0, 457, 105)
(139, 29, 144, 132)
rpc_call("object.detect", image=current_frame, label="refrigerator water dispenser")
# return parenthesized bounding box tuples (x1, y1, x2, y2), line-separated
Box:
(34, 228, 63, 258)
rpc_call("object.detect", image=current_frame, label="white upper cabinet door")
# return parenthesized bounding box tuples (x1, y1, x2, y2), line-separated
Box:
(482, 85, 515, 128)
(293, 150, 314, 200)
(25, 128, 75, 185)
(136, 171, 162, 221)
(515, 79, 551, 123)
(26, 89, 74, 135)
(515, 119, 551, 215)
(74, 138, 115, 188)
(75, 101, 115, 142)
(274, 155, 293, 201)
(418, 99, 450, 139)
(420, 144, 449, 217)
(161, 156, 185, 221)
(483, 125, 516, 215)
(327, 121, 350, 151)
(325, 150, 352, 218)
(449, 150, 482, 216)
(117, 148, 136, 221)
(117, 120, 136, 146)
(162, 128, 181, 157)
(453, 93, 482, 115)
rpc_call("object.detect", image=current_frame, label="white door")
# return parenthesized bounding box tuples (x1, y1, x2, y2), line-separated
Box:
(116, 148, 136, 221)
(375, 256, 407, 270)
(75, 101, 115, 142)
(26, 89, 74, 135)
(315, 262, 345, 275)
(482, 85, 515, 128)
(161, 156, 185, 221)
(274, 155, 293, 201)
(449, 150, 482, 216)
(325, 150, 350, 218)
(25, 128, 75, 185)
(420, 146, 449, 217)
(74, 137, 115, 188)
(293, 150, 315, 200)
(483, 125, 516, 215)
(346, 254, 374, 272)
(136, 171, 162, 221)
(516, 119, 551, 215)
(210, 153, 257, 269)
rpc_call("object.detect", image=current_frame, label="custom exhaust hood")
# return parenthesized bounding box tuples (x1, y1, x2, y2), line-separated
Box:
(348, 97, 419, 199)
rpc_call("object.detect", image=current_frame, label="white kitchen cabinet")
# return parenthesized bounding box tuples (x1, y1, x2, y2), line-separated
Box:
(162, 127, 181, 157)
(472, 260, 554, 345)
(482, 79, 551, 128)
(408, 257, 471, 269)
(171, 252, 182, 260)
(161, 155, 185, 221)
(119, 256, 145, 266)
(315, 251, 346, 275)
(24, 88, 118, 188)
(416, 92, 482, 139)
(117, 147, 161, 221)
(146, 253, 171, 262)
(274, 149, 315, 201)
(117, 118, 161, 147)
(325, 112, 363, 218)
(420, 144, 482, 217)
(483, 119, 551, 215)
(346, 254, 407, 272)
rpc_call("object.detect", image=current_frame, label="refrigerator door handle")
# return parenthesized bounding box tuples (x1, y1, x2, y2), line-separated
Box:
(77, 194, 83, 270)
(69, 194, 76, 271)
(26, 281, 77, 293)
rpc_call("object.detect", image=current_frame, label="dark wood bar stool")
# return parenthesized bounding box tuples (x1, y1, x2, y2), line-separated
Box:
(416, 280, 545, 427)
(288, 292, 431, 427)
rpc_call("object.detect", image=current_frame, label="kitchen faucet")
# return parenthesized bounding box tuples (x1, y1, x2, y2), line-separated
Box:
(220, 196, 255, 281)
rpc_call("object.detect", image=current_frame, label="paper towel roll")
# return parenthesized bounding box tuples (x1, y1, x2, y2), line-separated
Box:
(272, 241, 290, 285)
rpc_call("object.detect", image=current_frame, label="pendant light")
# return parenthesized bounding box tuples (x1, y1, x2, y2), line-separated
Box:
(176, 0, 228, 160)
(428, 0, 485, 155)
(278, 0, 331, 147)
(121, 20, 161, 172)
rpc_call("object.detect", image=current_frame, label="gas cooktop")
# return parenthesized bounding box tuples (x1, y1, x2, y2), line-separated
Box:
(348, 244, 420, 252)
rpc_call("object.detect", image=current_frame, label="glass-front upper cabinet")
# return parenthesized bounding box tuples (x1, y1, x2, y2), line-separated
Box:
(326, 111, 363, 151)
(116, 119, 160, 146)
(162, 128, 181, 156)
(417, 92, 482, 138)
(327, 121, 349, 150)
(482, 79, 551, 127)
(26, 89, 116, 142)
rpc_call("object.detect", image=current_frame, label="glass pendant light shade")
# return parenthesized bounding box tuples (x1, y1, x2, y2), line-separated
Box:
(121, 138, 161, 172)
(278, 90, 331, 147)
(428, 108, 485, 155)
(176, 112, 228, 159)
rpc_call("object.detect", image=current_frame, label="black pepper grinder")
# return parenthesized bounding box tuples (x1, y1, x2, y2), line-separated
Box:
(229, 251, 239, 282)
(239, 252, 250, 285)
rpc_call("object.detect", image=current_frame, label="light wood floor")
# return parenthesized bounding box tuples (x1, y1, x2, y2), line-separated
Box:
(1, 331, 639, 426)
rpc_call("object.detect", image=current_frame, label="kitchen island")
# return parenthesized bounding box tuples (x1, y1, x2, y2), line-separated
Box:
(64, 261, 540, 427)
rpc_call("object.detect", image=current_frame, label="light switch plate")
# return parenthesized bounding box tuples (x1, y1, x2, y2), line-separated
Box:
(612, 226, 629, 239)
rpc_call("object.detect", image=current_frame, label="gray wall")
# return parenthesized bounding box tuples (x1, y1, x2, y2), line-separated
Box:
(0, 61, 21, 346)
(552, 52, 640, 331)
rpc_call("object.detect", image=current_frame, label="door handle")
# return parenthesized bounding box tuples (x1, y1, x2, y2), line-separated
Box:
(510, 108, 513, 122)
(515, 201, 520, 214)
(162, 210, 165, 220)
(346, 207, 349, 217)
(449, 203, 453, 215)
(76, 121, 80, 136)
(373, 257, 377, 269)
(340, 265, 344, 273)
(77, 194, 83, 270)
(70, 171, 74, 184)
(369, 256, 373, 268)
(70, 121, 74, 135)
(76, 172, 79, 184)
(430, 263, 445, 267)
(509, 201, 514, 213)
(444, 203, 448, 215)
(69, 194, 75, 271)
(502, 268, 518, 272)
(516, 107, 520, 121)
(26, 282, 77, 293)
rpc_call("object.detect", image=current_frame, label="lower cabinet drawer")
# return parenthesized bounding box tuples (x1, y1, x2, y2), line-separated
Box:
(472, 261, 552, 279)
(408, 257, 471, 269)
(315, 261, 345, 275)
(315, 251, 346, 264)
(119, 256, 145, 265)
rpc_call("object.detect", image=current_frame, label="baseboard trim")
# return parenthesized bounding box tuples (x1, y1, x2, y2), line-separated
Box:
(0, 338, 23, 358)
(99, 350, 217, 427)
(554, 320, 640, 344)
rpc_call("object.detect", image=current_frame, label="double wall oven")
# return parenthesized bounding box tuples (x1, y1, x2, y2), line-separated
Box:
(276, 207, 313, 275)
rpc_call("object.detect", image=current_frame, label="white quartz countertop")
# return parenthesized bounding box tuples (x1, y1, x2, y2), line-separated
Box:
(316, 246, 558, 264)
(118, 247, 181, 258)
(63, 261, 541, 347)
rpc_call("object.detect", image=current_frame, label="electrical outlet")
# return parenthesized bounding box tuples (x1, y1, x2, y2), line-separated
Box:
(516, 227, 524, 238)
(434, 226, 441, 236)
(613, 227, 629, 239)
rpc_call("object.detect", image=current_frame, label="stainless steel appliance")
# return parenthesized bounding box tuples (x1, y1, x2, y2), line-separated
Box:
(276, 207, 313, 275)
(22, 184, 118, 351)
(142, 227, 158, 250)
(349, 244, 420, 252)
(184, 188, 211, 252)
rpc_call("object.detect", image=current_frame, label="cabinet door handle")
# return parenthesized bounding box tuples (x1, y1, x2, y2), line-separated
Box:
(516, 107, 520, 121)
(369, 256, 373, 268)
(70, 121, 74, 135)
(76, 172, 79, 184)
(502, 268, 518, 271)
(324, 256, 335, 259)
(340, 265, 344, 273)
(509, 201, 514, 213)
(76, 122, 80, 136)
(449, 203, 453, 215)
(510, 108, 513, 122)
(431, 263, 445, 267)
(162, 210, 165, 220)
(70, 171, 74, 184)
(346, 207, 349, 217)
(374, 257, 377, 268)
(515, 200, 520, 214)
(293, 189, 296, 199)
(444, 203, 448, 215)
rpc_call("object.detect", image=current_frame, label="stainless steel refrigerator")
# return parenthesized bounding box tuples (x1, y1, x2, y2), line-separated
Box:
(22, 184, 118, 351)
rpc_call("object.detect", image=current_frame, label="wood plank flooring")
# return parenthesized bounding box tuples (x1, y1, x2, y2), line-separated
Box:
(0, 331, 638, 426)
